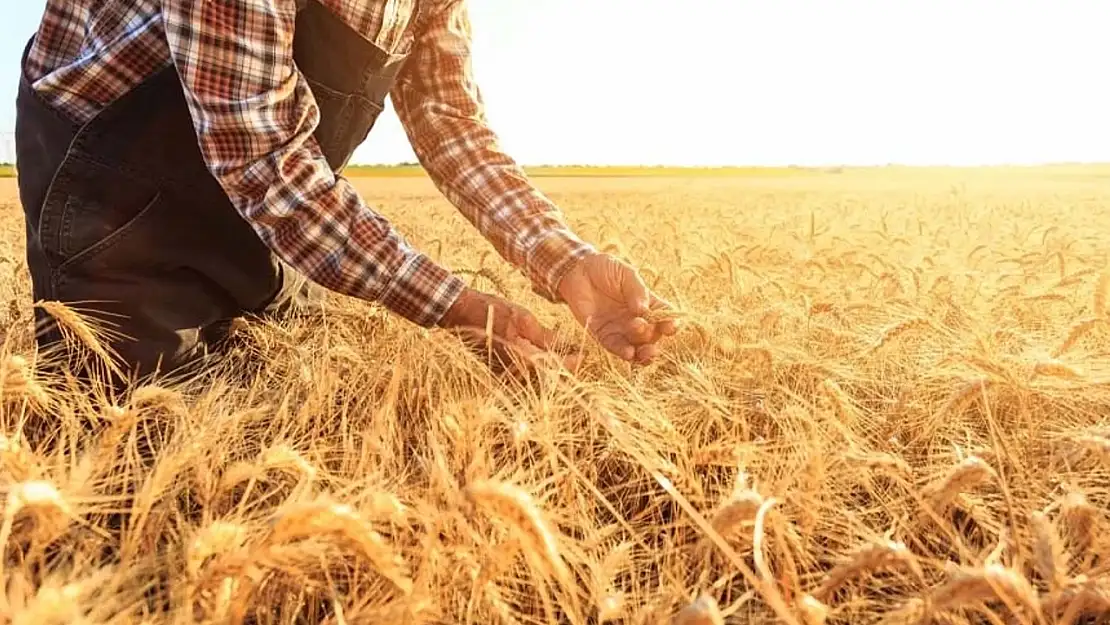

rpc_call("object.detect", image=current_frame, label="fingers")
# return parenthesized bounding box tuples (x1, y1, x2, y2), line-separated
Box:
(616, 260, 652, 316)
(600, 337, 636, 362)
(591, 310, 675, 365)
(511, 307, 558, 350)
(527, 349, 583, 376)
(453, 327, 536, 376)
(479, 296, 556, 349)
(442, 287, 583, 378)
(594, 254, 650, 316)
(606, 316, 662, 347)
(656, 319, 678, 337)
(591, 319, 637, 362)
(448, 278, 679, 372)
(452, 321, 577, 380)
(634, 342, 660, 365)
(648, 294, 680, 337)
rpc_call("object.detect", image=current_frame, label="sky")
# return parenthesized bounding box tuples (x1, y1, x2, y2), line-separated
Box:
(1, 0, 1108, 167)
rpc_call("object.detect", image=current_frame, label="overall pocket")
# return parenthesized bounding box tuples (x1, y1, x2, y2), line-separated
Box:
(304, 76, 385, 173)
(37, 153, 164, 275)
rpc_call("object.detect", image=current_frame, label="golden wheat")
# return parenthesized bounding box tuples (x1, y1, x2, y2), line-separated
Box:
(673, 593, 724, 625)
(1072, 434, 1110, 463)
(0, 171, 1108, 623)
(928, 563, 1042, 619)
(812, 539, 923, 601)
(1030, 509, 1068, 591)
(798, 594, 829, 625)
(921, 455, 996, 510)
(463, 479, 571, 588)
(1057, 491, 1099, 559)
(265, 497, 413, 593)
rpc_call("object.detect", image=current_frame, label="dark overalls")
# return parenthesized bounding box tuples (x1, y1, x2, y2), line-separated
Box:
(15, 0, 410, 383)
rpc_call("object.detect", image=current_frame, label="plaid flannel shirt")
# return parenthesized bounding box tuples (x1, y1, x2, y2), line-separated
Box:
(23, 0, 594, 327)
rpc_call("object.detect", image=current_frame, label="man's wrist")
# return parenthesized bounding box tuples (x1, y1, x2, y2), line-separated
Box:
(436, 285, 477, 329)
(376, 254, 467, 328)
(551, 251, 590, 303)
(524, 230, 596, 304)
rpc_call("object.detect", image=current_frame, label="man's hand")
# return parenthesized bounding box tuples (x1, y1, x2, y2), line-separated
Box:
(438, 287, 580, 378)
(556, 252, 679, 365)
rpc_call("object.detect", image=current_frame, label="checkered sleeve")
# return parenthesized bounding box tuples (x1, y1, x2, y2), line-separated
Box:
(160, 0, 465, 327)
(390, 0, 596, 303)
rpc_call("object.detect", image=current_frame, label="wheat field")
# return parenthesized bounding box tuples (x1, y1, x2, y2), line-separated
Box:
(0, 168, 1108, 624)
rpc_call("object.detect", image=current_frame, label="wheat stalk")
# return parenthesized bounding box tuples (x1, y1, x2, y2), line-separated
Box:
(1072, 435, 1110, 464)
(819, 379, 857, 425)
(187, 520, 249, 580)
(842, 450, 913, 478)
(921, 456, 995, 510)
(8, 568, 115, 625)
(1, 354, 49, 409)
(873, 317, 934, 350)
(797, 594, 829, 625)
(643, 308, 688, 323)
(673, 593, 724, 625)
(0, 431, 35, 482)
(927, 563, 1041, 620)
(1058, 491, 1098, 560)
(1039, 578, 1110, 624)
(709, 469, 763, 539)
(1054, 318, 1107, 357)
(812, 540, 924, 601)
(35, 301, 125, 380)
(1030, 510, 1068, 591)
(1031, 359, 1084, 381)
(0, 480, 73, 581)
(265, 498, 413, 594)
(1094, 269, 1109, 317)
(463, 479, 571, 589)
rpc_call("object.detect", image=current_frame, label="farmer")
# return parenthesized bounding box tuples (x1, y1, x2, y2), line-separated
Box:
(14, 1, 678, 382)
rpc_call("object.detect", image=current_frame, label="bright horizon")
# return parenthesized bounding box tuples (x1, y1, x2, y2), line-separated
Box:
(1, 0, 1108, 167)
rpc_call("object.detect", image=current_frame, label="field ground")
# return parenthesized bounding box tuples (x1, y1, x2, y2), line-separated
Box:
(0, 167, 1108, 624)
(2, 164, 815, 178)
(5, 162, 1110, 179)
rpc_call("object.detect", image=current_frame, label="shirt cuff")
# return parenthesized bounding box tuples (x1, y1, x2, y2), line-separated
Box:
(377, 253, 467, 328)
(524, 229, 597, 304)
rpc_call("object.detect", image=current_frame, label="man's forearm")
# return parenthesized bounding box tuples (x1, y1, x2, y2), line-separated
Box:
(394, 90, 597, 302)
(224, 149, 466, 325)
(391, 1, 596, 303)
